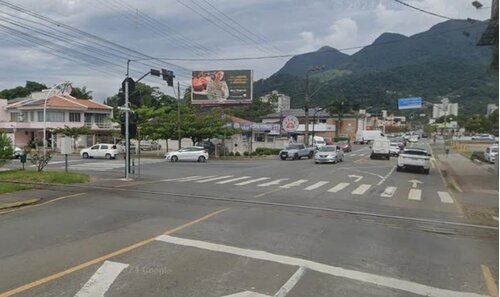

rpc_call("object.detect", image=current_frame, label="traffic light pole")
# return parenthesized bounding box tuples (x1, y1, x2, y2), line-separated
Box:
(125, 60, 131, 180)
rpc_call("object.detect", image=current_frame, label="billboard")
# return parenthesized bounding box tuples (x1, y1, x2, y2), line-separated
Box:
(191, 70, 253, 105)
(225, 122, 280, 132)
(398, 97, 422, 110)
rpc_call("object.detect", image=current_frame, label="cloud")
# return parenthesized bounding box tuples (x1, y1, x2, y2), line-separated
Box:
(298, 18, 360, 53)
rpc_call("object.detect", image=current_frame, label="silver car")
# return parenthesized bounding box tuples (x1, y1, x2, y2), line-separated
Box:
(165, 146, 208, 162)
(314, 145, 344, 164)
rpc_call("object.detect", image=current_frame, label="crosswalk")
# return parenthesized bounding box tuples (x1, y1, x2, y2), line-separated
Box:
(61, 159, 164, 171)
(162, 175, 455, 204)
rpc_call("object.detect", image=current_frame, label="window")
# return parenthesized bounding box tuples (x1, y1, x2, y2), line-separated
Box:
(10, 112, 19, 122)
(91, 145, 99, 150)
(94, 114, 107, 123)
(101, 145, 109, 149)
(255, 133, 265, 142)
(38, 111, 65, 122)
(266, 135, 275, 143)
(30, 112, 34, 122)
(69, 112, 81, 122)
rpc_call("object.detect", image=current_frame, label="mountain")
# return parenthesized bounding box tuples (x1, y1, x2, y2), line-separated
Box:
(253, 19, 497, 116)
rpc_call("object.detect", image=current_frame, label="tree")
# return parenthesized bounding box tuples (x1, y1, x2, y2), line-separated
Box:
(0, 81, 47, 99)
(464, 114, 489, 133)
(224, 100, 275, 122)
(326, 97, 354, 135)
(136, 106, 177, 151)
(54, 126, 90, 151)
(0, 131, 13, 166)
(70, 86, 93, 99)
(181, 107, 238, 145)
(488, 109, 498, 131)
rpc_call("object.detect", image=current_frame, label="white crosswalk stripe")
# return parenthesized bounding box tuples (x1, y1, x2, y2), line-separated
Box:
(438, 191, 454, 203)
(196, 175, 233, 183)
(235, 177, 270, 186)
(350, 154, 358, 157)
(358, 154, 366, 157)
(328, 182, 350, 193)
(216, 176, 252, 184)
(177, 176, 215, 182)
(352, 184, 371, 195)
(280, 179, 308, 189)
(258, 178, 289, 187)
(163, 175, 202, 181)
(408, 189, 422, 201)
(380, 186, 397, 198)
(304, 181, 329, 191)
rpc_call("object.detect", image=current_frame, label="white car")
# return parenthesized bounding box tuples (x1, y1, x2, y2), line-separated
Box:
(397, 148, 431, 174)
(12, 147, 23, 159)
(314, 145, 344, 164)
(389, 142, 401, 156)
(472, 134, 495, 141)
(484, 145, 498, 164)
(80, 144, 120, 159)
(165, 146, 208, 162)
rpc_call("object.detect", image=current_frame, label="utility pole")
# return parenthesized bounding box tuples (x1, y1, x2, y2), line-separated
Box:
(177, 81, 181, 149)
(125, 60, 131, 180)
(304, 72, 310, 146)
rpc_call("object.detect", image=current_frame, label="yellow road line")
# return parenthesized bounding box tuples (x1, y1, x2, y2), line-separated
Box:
(0, 193, 86, 215)
(481, 264, 499, 297)
(0, 207, 228, 297)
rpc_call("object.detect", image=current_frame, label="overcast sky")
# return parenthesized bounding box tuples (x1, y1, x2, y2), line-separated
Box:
(0, 0, 491, 101)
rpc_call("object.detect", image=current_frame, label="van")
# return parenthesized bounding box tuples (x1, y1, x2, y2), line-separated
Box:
(355, 130, 384, 144)
(312, 136, 326, 149)
(370, 138, 391, 160)
(484, 145, 499, 164)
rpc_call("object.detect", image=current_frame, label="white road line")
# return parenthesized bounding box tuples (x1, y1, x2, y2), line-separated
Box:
(438, 191, 454, 204)
(380, 186, 397, 198)
(156, 235, 487, 297)
(235, 177, 270, 186)
(377, 166, 396, 186)
(162, 176, 201, 182)
(74, 260, 128, 297)
(216, 176, 252, 184)
(408, 189, 422, 201)
(196, 175, 233, 183)
(177, 176, 215, 182)
(328, 182, 350, 193)
(280, 179, 308, 189)
(358, 154, 365, 157)
(352, 184, 371, 195)
(274, 266, 306, 297)
(350, 154, 358, 157)
(304, 181, 329, 191)
(431, 159, 436, 169)
(258, 179, 289, 187)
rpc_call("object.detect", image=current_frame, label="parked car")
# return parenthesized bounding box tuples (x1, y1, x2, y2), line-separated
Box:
(370, 138, 391, 160)
(389, 142, 401, 156)
(117, 141, 137, 154)
(279, 143, 316, 160)
(195, 141, 216, 155)
(140, 140, 161, 151)
(484, 145, 498, 164)
(12, 147, 22, 159)
(314, 145, 344, 164)
(165, 146, 208, 162)
(80, 144, 120, 159)
(397, 147, 431, 174)
(472, 134, 495, 141)
(336, 139, 352, 152)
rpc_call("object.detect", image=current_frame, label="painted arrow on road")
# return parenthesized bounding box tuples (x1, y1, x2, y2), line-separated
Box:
(408, 179, 423, 188)
(348, 175, 363, 182)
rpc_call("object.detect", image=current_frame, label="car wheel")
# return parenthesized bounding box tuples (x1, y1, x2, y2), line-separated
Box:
(171, 156, 178, 162)
(105, 153, 111, 160)
(333, 157, 337, 164)
(82, 152, 89, 159)
(370, 154, 374, 160)
(340, 157, 343, 162)
(293, 154, 299, 160)
(315, 161, 318, 164)
(396, 166, 402, 172)
(387, 155, 390, 160)
(308, 151, 314, 159)
(198, 156, 206, 163)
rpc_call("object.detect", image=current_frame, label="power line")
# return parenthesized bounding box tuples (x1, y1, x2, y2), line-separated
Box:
(394, 0, 455, 20)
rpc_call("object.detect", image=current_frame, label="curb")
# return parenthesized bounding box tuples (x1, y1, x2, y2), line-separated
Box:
(0, 198, 40, 211)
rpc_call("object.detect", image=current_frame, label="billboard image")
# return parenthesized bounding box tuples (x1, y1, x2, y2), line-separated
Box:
(191, 70, 252, 105)
(398, 97, 423, 110)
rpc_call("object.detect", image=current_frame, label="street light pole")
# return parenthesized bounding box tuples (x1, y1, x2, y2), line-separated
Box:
(304, 71, 310, 146)
(43, 81, 70, 156)
(177, 81, 181, 150)
(125, 60, 131, 180)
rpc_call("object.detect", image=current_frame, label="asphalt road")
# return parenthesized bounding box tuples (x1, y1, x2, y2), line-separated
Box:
(0, 142, 498, 297)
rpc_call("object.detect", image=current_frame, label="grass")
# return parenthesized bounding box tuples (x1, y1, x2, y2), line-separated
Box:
(0, 182, 31, 194)
(0, 170, 90, 184)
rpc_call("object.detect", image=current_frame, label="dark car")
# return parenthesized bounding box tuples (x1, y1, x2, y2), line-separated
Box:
(336, 140, 352, 152)
(196, 141, 215, 155)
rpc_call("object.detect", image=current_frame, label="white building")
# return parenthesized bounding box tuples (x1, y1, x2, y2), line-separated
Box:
(432, 98, 458, 119)
(259, 90, 290, 112)
(487, 104, 498, 115)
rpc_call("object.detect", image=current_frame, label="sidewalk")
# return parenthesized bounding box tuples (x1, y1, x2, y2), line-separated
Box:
(0, 189, 75, 212)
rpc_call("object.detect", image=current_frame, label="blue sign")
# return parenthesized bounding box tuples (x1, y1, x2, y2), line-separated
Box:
(398, 97, 422, 110)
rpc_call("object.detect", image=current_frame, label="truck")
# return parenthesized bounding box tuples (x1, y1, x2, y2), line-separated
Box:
(355, 130, 384, 144)
(279, 143, 316, 160)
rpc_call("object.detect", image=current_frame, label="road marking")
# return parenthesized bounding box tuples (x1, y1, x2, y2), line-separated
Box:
(156, 235, 488, 297)
(74, 261, 128, 297)
(408, 189, 422, 201)
(196, 176, 234, 183)
(358, 154, 365, 157)
(223, 291, 270, 297)
(0, 208, 228, 297)
(377, 166, 396, 186)
(258, 179, 288, 187)
(438, 191, 454, 204)
(352, 184, 371, 195)
(431, 159, 436, 168)
(480, 264, 498, 297)
(304, 181, 329, 191)
(274, 266, 306, 297)
(161, 176, 201, 181)
(328, 182, 350, 193)
(216, 176, 252, 184)
(0, 193, 86, 215)
(350, 154, 358, 157)
(280, 179, 308, 189)
(177, 176, 216, 182)
(381, 186, 397, 198)
(235, 177, 270, 186)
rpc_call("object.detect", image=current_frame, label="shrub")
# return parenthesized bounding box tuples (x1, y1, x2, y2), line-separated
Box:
(250, 151, 258, 156)
(228, 152, 235, 156)
(470, 151, 487, 162)
(255, 148, 282, 155)
(243, 151, 249, 156)
(235, 152, 241, 156)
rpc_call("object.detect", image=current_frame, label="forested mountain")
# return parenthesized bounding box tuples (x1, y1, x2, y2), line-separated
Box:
(254, 19, 497, 116)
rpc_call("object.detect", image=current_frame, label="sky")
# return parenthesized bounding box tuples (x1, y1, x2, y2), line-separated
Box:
(0, 0, 491, 101)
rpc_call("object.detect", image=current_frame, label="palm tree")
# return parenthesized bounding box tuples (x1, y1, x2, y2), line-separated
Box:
(71, 86, 93, 99)
(326, 97, 353, 137)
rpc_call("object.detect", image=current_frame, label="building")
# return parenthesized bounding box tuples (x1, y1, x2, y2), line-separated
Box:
(0, 90, 115, 150)
(259, 90, 290, 112)
(432, 98, 458, 119)
(487, 104, 498, 115)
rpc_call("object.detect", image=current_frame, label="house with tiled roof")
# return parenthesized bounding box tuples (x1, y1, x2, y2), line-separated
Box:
(0, 90, 116, 150)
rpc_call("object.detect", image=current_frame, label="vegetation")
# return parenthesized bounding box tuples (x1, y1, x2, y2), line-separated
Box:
(0, 183, 30, 194)
(0, 170, 90, 184)
(255, 148, 281, 155)
(0, 81, 47, 99)
(0, 131, 13, 166)
(70, 86, 93, 99)
(224, 100, 275, 122)
(29, 150, 52, 172)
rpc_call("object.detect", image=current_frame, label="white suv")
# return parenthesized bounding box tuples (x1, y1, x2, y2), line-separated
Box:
(484, 145, 498, 164)
(80, 144, 120, 159)
(397, 148, 431, 174)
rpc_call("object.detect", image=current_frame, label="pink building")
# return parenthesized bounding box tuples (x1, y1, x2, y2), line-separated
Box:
(0, 92, 116, 150)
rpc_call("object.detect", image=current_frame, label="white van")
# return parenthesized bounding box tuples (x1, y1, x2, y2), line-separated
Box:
(370, 138, 391, 160)
(355, 130, 384, 144)
(312, 136, 326, 149)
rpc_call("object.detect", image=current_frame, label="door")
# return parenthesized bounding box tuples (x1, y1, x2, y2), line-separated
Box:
(98, 144, 109, 158)
(89, 145, 100, 157)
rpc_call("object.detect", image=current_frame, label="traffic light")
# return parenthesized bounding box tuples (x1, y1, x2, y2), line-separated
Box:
(161, 69, 175, 87)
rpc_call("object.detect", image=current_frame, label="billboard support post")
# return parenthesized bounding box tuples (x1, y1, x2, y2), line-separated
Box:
(177, 81, 181, 150)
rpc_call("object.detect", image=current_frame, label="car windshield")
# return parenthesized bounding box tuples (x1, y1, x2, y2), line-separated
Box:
(319, 146, 336, 152)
